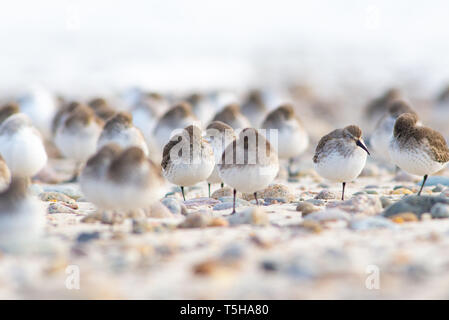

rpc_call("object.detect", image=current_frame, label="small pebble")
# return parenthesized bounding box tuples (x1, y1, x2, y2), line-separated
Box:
(430, 203, 449, 219)
(388, 212, 419, 223)
(178, 212, 212, 228)
(304, 209, 350, 222)
(296, 202, 320, 215)
(228, 207, 269, 226)
(76, 232, 100, 243)
(314, 189, 336, 200)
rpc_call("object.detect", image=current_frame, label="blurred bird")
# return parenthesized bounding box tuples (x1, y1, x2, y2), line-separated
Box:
(107, 146, 167, 211)
(88, 97, 116, 121)
(261, 104, 309, 175)
(154, 102, 200, 153)
(365, 88, 402, 126)
(211, 103, 251, 131)
(0, 113, 47, 181)
(187, 93, 214, 126)
(80, 143, 122, 211)
(241, 90, 267, 128)
(0, 178, 45, 251)
(0, 102, 20, 125)
(54, 103, 104, 181)
(370, 100, 417, 163)
(97, 112, 149, 156)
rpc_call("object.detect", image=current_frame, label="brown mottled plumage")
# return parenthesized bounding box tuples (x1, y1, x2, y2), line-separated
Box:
(65, 104, 104, 131)
(394, 113, 449, 163)
(365, 88, 401, 119)
(313, 125, 364, 163)
(160, 102, 194, 122)
(103, 112, 133, 133)
(262, 104, 300, 127)
(0, 103, 20, 125)
(88, 97, 116, 121)
(212, 104, 240, 124)
(212, 104, 251, 129)
(221, 128, 275, 168)
(388, 100, 416, 118)
(0, 178, 28, 214)
(161, 125, 203, 170)
(206, 120, 233, 133)
(52, 101, 83, 135)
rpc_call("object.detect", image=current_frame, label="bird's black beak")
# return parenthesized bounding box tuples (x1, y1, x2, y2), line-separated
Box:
(356, 139, 370, 155)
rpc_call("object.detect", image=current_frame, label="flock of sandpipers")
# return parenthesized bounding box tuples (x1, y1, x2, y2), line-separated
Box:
(0, 85, 448, 249)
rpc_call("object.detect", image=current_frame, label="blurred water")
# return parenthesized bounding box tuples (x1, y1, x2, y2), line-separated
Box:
(1, 0, 449, 95)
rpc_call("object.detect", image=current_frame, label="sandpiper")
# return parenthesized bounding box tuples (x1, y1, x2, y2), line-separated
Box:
(241, 90, 267, 128)
(0, 102, 20, 125)
(218, 128, 279, 214)
(52, 101, 81, 136)
(161, 125, 215, 201)
(97, 112, 149, 156)
(131, 100, 161, 162)
(261, 103, 309, 174)
(88, 97, 116, 121)
(365, 88, 402, 123)
(108, 146, 166, 211)
(54, 103, 104, 181)
(0, 113, 48, 180)
(211, 103, 251, 131)
(205, 121, 237, 197)
(370, 100, 417, 162)
(187, 93, 214, 126)
(0, 178, 45, 251)
(313, 125, 370, 200)
(80, 143, 123, 211)
(389, 113, 449, 195)
(154, 102, 200, 153)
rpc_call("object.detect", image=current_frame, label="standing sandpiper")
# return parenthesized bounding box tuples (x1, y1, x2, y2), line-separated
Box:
(389, 113, 449, 195)
(0, 102, 20, 125)
(97, 112, 149, 156)
(211, 103, 251, 131)
(370, 100, 417, 163)
(54, 103, 104, 181)
(241, 90, 267, 128)
(205, 121, 237, 197)
(261, 104, 309, 175)
(161, 125, 215, 201)
(154, 102, 200, 153)
(0, 178, 45, 251)
(218, 128, 279, 214)
(313, 125, 370, 200)
(0, 113, 48, 181)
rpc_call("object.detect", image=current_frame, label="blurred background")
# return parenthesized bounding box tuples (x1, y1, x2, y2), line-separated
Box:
(2, 0, 449, 96)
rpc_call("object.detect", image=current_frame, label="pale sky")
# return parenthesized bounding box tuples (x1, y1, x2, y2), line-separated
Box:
(1, 0, 449, 93)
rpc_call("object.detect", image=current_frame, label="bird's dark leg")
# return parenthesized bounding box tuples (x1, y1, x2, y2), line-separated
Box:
(342, 182, 346, 201)
(254, 192, 259, 206)
(418, 174, 428, 196)
(181, 186, 186, 201)
(221, 182, 224, 189)
(231, 188, 236, 215)
(208, 183, 211, 198)
(288, 158, 294, 177)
